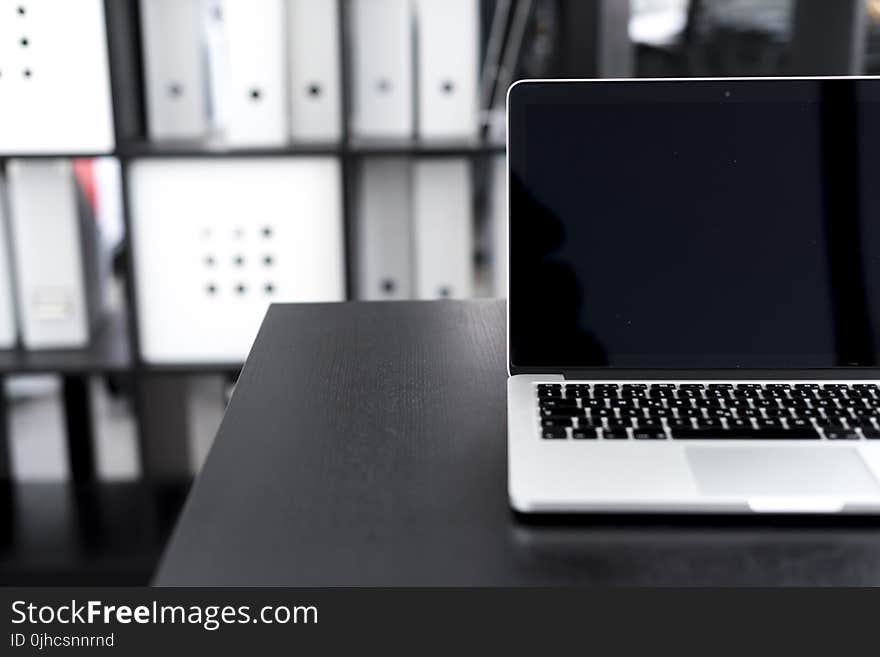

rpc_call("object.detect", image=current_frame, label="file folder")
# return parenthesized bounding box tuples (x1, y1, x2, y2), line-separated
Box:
(203, 0, 231, 134)
(139, 0, 208, 141)
(288, 0, 343, 142)
(220, 0, 288, 146)
(412, 159, 473, 299)
(415, 0, 480, 140)
(489, 155, 507, 297)
(356, 159, 412, 300)
(129, 158, 345, 363)
(350, 0, 414, 139)
(0, 0, 114, 154)
(6, 160, 102, 349)
(0, 176, 17, 348)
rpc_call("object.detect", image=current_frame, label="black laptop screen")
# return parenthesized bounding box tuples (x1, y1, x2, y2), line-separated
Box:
(508, 79, 880, 369)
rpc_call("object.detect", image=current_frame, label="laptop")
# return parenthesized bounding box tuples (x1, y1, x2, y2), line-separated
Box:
(506, 77, 880, 514)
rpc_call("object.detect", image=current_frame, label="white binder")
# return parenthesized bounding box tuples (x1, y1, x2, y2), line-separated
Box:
(220, 0, 287, 146)
(350, 0, 414, 139)
(288, 0, 342, 142)
(0, 176, 17, 348)
(356, 159, 412, 300)
(414, 0, 480, 141)
(139, 0, 208, 141)
(6, 160, 100, 349)
(0, 0, 114, 154)
(489, 155, 507, 297)
(129, 158, 345, 364)
(412, 159, 473, 299)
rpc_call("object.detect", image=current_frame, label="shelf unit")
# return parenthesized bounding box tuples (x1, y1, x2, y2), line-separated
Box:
(0, 0, 507, 484)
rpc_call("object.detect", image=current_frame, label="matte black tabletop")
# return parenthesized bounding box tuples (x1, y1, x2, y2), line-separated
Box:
(155, 300, 880, 586)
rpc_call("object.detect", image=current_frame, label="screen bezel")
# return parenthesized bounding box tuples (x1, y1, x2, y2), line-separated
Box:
(506, 76, 880, 377)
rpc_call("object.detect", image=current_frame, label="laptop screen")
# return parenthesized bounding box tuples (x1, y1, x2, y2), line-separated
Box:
(508, 78, 880, 370)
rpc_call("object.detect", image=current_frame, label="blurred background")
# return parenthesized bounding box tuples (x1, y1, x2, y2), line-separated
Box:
(0, 0, 875, 584)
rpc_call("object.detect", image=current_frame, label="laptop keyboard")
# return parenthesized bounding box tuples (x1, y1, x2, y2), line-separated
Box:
(537, 383, 880, 441)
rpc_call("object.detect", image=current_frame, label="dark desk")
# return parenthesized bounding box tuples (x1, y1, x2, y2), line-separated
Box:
(155, 301, 880, 586)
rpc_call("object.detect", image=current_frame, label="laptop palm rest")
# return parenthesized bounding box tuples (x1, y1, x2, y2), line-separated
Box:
(686, 447, 880, 506)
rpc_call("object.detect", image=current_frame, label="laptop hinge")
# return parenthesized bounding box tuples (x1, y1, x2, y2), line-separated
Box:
(560, 369, 880, 381)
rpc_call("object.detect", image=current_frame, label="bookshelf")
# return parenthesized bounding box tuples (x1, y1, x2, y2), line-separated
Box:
(0, 0, 507, 483)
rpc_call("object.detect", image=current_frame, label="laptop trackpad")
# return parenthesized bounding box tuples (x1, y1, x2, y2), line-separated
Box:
(686, 447, 880, 498)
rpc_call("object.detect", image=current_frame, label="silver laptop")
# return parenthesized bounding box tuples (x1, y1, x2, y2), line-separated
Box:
(506, 77, 880, 514)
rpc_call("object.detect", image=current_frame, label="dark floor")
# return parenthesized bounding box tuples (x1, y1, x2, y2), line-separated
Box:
(0, 480, 189, 585)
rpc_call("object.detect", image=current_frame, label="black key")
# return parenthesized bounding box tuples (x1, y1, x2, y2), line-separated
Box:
(696, 418, 724, 429)
(563, 389, 589, 399)
(621, 383, 647, 390)
(541, 408, 581, 419)
(572, 429, 598, 440)
(582, 399, 607, 409)
(651, 383, 676, 389)
(794, 383, 820, 389)
(764, 389, 789, 398)
(862, 427, 880, 439)
(633, 430, 667, 440)
(787, 419, 814, 430)
(679, 383, 705, 389)
(726, 419, 752, 430)
(680, 408, 703, 417)
(602, 430, 628, 440)
(756, 418, 784, 429)
(605, 422, 631, 432)
(593, 384, 619, 391)
(542, 418, 573, 428)
(633, 423, 666, 432)
(825, 430, 859, 440)
(542, 428, 567, 439)
(820, 424, 850, 433)
(765, 384, 791, 390)
(666, 419, 694, 430)
(540, 399, 579, 409)
(613, 399, 636, 409)
(709, 384, 734, 389)
(646, 408, 672, 418)
(823, 384, 849, 390)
